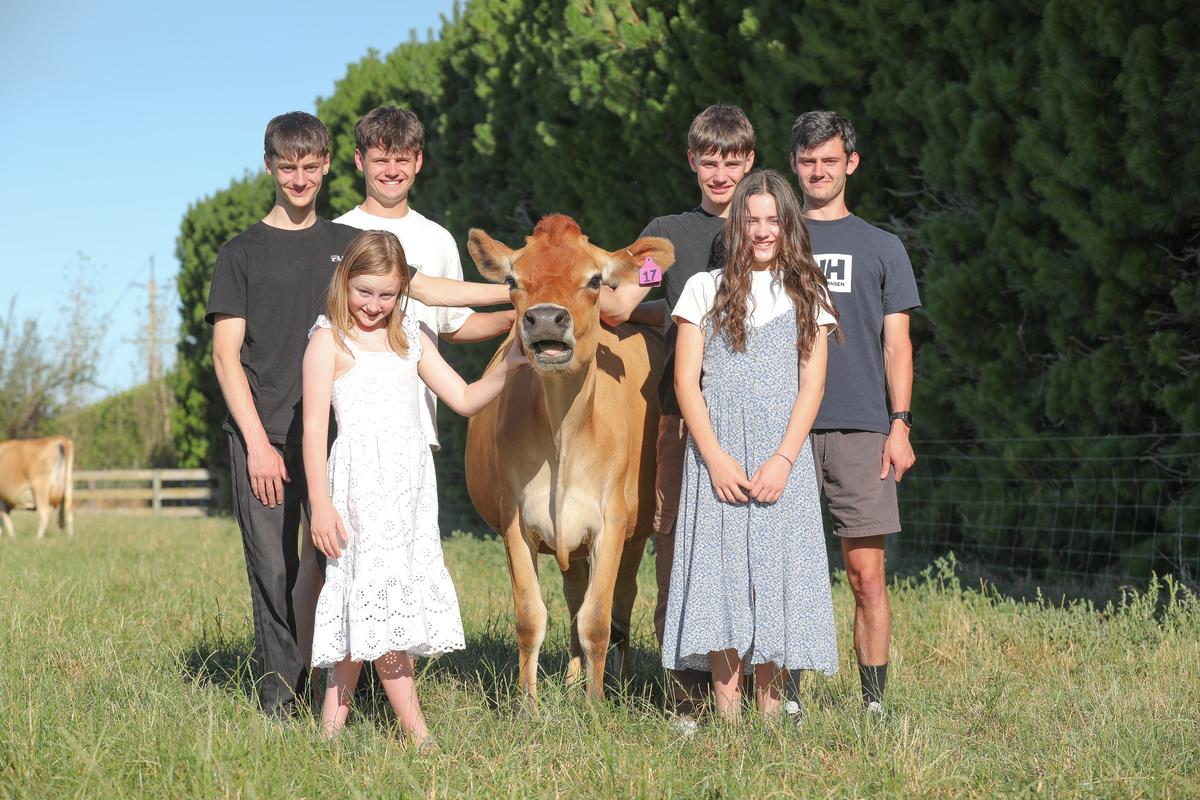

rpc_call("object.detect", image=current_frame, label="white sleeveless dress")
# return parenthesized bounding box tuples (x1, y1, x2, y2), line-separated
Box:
(309, 314, 465, 668)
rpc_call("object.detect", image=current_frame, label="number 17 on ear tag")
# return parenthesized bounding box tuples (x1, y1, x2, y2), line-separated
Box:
(639, 256, 662, 287)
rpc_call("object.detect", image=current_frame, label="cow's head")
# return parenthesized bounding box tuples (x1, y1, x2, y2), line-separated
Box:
(468, 214, 675, 373)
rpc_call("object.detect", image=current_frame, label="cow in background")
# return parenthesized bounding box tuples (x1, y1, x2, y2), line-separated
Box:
(466, 214, 673, 702)
(0, 436, 75, 538)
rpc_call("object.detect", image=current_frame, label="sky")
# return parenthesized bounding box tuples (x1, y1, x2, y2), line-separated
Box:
(0, 0, 456, 400)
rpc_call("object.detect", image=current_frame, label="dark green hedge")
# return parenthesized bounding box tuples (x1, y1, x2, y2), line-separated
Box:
(173, 0, 1199, 572)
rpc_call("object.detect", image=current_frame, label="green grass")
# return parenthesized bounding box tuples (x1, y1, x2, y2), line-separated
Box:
(2, 515, 1198, 798)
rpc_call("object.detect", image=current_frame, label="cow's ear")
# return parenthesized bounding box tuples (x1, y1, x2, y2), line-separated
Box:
(468, 228, 516, 282)
(602, 236, 676, 285)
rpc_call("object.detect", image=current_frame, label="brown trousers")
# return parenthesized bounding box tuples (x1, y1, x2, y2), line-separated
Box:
(654, 414, 710, 715)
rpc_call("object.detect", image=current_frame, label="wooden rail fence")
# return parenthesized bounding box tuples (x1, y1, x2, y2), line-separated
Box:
(74, 469, 222, 516)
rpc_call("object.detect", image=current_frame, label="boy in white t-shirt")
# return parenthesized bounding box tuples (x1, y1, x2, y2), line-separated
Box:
(335, 106, 515, 450)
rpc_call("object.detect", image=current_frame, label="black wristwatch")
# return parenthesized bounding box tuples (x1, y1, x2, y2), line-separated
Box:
(889, 410, 913, 428)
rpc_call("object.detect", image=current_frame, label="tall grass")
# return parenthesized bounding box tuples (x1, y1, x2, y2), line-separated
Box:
(1, 516, 1197, 798)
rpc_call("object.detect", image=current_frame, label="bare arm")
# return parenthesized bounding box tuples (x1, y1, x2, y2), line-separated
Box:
(441, 310, 517, 343)
(882, 311, 915, 481)
(598, 283, 652, 326)
(674, 319, 752, 504)
(416, 330, 526, 416)
(301, 329, 347, 558)
(408, 271, 510, 308)
(627, 299, 667, 328)
(212, 314, 287, 507)
(748, 326, 832, 503)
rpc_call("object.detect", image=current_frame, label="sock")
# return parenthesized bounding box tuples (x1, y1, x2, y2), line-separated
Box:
(859, 663, 888, 706)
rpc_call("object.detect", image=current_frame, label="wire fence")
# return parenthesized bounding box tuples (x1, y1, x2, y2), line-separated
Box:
(438, 433, 1200, 594)
(893, 433, 1200, 590)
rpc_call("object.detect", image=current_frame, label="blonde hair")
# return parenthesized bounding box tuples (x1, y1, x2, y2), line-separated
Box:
(709, 170, 840, 356)
(326, 230, 411, 357)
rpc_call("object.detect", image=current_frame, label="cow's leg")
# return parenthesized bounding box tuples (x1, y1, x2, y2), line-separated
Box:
(560, 558, 591, 687)
(60, 443, 74, 537)
(608, 536, 646, 687)
(32, 478, 52, 539)
(0, 507, 14, 538)
(503, 516, 546, 707)
(577, 519, 628, 700)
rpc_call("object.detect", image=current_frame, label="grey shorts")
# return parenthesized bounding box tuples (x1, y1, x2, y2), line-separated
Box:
(811, 430, 900, 538)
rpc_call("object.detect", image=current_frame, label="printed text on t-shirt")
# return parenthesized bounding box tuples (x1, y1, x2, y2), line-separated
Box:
(816, 253, 853, 293)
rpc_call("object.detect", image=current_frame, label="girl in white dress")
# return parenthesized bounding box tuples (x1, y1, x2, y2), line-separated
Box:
(302, 230, 523, 745)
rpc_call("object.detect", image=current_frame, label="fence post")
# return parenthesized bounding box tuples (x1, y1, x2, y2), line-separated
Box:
(151, 471, 162, 514)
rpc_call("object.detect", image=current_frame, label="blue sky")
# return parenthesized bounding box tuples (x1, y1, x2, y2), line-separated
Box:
(0, 0, 455, 399)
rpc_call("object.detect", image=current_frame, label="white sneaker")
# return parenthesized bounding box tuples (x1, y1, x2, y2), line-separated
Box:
(668, 715, 699, 738)
(783, 700, 804, 727)
(865, 700, 885, 717)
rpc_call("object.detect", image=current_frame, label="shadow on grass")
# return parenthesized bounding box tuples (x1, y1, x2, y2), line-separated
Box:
(176, 613, 669, 726)
(420, 616, 667, 713)
(178, 619, 257, 703)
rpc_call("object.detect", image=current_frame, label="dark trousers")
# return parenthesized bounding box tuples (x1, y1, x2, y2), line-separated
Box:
(227, 432, 309, 714)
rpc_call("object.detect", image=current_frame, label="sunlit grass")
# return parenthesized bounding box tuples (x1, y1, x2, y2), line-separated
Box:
(2, 515, 1197, 798)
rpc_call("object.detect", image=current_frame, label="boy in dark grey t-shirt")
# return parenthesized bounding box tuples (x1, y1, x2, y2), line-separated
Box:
(599, 105, 756, 730)
(790, 111, 920, 714)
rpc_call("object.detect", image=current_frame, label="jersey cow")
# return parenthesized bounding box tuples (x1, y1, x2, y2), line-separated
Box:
(465, 215, 673, 701)
(0, 436, 75, 538)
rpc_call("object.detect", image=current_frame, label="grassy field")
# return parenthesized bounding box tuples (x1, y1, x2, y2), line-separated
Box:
(2, 515, 1198, 799)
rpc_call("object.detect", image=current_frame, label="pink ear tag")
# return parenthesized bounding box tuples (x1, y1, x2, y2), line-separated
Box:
(639, 256, 662, 287)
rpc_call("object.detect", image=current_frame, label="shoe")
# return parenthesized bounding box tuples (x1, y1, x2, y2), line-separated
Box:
(668, 715, 699, 738)
(865, 700, 885, 717)
(783, 700, 805, 727)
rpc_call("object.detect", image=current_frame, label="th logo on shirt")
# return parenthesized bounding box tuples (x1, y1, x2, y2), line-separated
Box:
(816, 253, 853, 293)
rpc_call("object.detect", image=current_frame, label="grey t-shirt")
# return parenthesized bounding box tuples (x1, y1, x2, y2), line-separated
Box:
(205, 219, 360, 444)
(807, 215, 921, 433)
(640, 207, 725, 415)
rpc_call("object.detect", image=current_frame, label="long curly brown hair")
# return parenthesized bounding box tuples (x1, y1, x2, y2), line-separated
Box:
(708, 169, 839, 356)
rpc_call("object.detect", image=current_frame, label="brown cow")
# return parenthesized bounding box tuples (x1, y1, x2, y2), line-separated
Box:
(465, 214, 674, 702)
(0, 436, 75, 538)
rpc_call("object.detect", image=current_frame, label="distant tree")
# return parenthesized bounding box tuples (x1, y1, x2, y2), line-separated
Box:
(44, 379, 178, 469)
(0, 259, 106, 440)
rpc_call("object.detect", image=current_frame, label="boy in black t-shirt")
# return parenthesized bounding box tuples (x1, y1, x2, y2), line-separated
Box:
(599, 105, 756, 730)
(206, 112, 508, 718)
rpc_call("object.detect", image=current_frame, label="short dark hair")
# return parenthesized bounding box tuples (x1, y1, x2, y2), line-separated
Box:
(355, 107, 425, 156)
(790, 111, 857, 157)
(688, 105, 755, 157)
(264, 111, 330, 161)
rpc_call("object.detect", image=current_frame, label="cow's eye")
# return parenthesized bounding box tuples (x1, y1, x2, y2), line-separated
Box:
(504, 274, 518, 290)
(588, 273, 603, 289)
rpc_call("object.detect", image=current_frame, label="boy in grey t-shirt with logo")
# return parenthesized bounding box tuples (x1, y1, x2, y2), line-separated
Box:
(789, 110, 921, 714)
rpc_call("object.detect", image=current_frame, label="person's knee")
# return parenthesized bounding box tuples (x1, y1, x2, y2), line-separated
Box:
(846, 563, 887, 608)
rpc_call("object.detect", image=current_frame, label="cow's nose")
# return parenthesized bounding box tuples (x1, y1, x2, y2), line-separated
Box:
(523, 305, 569, 331)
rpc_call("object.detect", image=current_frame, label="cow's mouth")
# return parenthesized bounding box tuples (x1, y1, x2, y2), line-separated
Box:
(528, 339, 574, 365)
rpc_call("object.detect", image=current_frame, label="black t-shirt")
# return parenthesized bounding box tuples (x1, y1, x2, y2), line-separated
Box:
(205, 219, 360, 444)
(639, 207, 726, 415)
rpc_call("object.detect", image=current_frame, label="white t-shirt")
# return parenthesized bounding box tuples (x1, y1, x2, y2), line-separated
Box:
(335, 205, 474, 450)
(671, 269, 838, 331)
